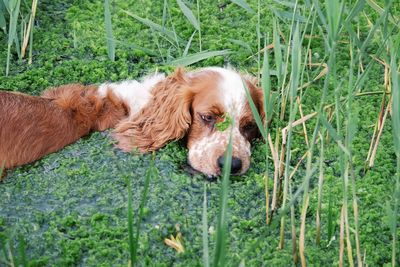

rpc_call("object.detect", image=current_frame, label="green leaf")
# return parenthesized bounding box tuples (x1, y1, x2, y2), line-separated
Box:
(261, 49, 272, 122)
(319, 114, 342, 142)
(228, 39, 252, 53)
(272, 8, 307, 23)
(124, 10, 181, 44)
(390, 37, 400, 154)
(243, 79, 267, 140)
(5, 0, 20, 76)
(273, 18, 283, 86)
(366, 0, 399, 27)
(213, 132, 232, 267)
(325, 0, 345, 43)
(344, 0, 365, 24)
(183, 30, 197, 57)
(0, 1, 6, 30)
(346, 112, 358, 146)
(230, 0, 255, 14)
(177, 0, 200, 31)
(104, 0, 115, 61)
(310, 0, 327, 30)
(272, 0, 299, 8)
(216, 114, 233, 132)
(167, 50, 232, 66)
(162, 0, 168, 28)
(113, 39, 158, 56)
(385, 201, 396, 233)
(289, 23, 301, 99)
(127, 153, 157, 265)
(202, 183, 210, 267)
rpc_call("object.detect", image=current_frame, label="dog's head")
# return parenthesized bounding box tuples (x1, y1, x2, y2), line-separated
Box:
(113, 67, 265, 177)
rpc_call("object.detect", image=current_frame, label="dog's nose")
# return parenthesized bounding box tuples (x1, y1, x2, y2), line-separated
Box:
(217, 156, 242, 174)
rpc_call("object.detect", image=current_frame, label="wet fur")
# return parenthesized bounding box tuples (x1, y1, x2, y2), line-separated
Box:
(0, 84, 128, 172)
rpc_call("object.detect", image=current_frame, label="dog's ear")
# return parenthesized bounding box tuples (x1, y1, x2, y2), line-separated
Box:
(113, 68, 194, 152)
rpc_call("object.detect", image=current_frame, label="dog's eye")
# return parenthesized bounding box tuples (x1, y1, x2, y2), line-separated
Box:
(200, 114, 215, 123)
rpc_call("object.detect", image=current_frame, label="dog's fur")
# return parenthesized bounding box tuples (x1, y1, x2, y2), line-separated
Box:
(0, 84, 128, 172)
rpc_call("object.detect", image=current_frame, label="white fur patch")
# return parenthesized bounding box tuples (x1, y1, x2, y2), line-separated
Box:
(188, 127, 251, 176)
(98, 73, 165, 117)
(203, 67, 247, 121)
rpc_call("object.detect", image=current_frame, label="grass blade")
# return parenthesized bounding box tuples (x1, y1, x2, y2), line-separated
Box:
(113, 39, 158, 56)
(18, 235, 27, 267)
(5, 0, 20, 76)
(202, 183, 210, 267)
(366, 0, 399, 27)
(213, 132, 233, 267)
(273, 18, 283, 88)
(230, 0, 255, 14)
(104, 0, 115, 61)
(272, 8, 307, 23)
(196, 0, 202, 51)
(177, 0, 200, 31)
(229, 39, 253, 54)
(343, 0, 365, 25)
(359, 0, 394, 56)
(162, 0, 168, 28)
(124, 10, 181, 44)
(127, 154, 156, 266)
(0, 1, 6, 32)
(389, 36, 400, 267)
(21, 0, 37, 59)
(315, 132, 324, 245)
(183, 30, 197, 57)
(325, 0, 344, 44)
(126, 175, 135, 266)
(390, 42, 400, 154)
(310, 0, 327, 30)
(319, 114, 342, 142)
(319, 114, 351, 156)
(243, 79, 266, 140)
(168, 50, 232, 66)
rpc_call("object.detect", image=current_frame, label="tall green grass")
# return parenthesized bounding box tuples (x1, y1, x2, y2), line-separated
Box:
(241, 0, 398, 265)
(2, 0, 39, 75)
(127, 154, 157, 266)
(388, 35, 399, 267)
(4, 0, 20, 76)
(99, 0, 400, 265)
(202, 183, 210, 267)
(104, 0, 115, 61)
(212, 132, 233, 267)
(123, 0, 231, 66)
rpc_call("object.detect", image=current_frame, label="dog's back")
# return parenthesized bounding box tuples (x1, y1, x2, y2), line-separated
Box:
(0, 85, 128, 170)
(0, 91, 84, 169)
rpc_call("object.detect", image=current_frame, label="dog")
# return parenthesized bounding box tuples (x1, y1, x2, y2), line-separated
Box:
(0, 67, 264, 178)
(112, 67, 265, 177)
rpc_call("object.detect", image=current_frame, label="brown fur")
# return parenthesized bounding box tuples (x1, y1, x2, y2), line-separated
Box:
(0, 84, 128, 171)
(113, 68, 194, 152)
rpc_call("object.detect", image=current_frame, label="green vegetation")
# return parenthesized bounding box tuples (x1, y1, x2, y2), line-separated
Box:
(0, 0, 399, 266)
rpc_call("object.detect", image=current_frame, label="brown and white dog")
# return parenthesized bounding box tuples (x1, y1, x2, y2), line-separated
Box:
(0, 67, 264, 178)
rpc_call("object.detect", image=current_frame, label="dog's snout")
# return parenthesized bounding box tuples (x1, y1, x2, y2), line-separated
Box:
(217, 155, 242, 174)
